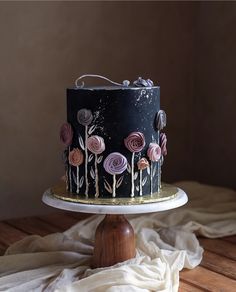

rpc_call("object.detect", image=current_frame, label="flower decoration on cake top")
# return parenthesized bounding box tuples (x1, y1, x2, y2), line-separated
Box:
(133, 77, 154, 87)
(60, 123, 73, 147)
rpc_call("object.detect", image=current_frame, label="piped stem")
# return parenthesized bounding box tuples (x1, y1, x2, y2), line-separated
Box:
(85, 125, 89, 196)
(76, 166, 79, 194)
(95, 154, 99, 198)
(140, 169, 143, 196)
(68, 146, 72, 192)
(112, 174, 116, 197)
(157, 130, 161, 192)
(150, 161, 153, 195)
(131, 152, 135, 197)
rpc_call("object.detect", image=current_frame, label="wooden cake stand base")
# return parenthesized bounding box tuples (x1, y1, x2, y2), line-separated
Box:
(43, 185, 187, 268)
(93, 214, 135, 268)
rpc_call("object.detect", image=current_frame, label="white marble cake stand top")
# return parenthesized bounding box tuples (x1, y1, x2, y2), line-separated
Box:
(42, 187, 188, 215)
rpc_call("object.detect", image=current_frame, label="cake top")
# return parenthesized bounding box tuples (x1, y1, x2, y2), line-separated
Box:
(69, 85, 160, 91)
(72, 75, 158, 91)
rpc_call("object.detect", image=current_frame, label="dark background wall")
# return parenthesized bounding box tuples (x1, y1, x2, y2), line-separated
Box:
(0, 2, 235, 219)
(194, 2, 236, 189)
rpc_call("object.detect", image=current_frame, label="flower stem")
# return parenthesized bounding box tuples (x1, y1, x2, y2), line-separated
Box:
(158, 159, 161, 192)
(85, 125, 89, 196)
(68, 146, 72, 192)
(95, 154, 99, 198)
(112, 174, 116, 197)
(140, 169, 143, 196)
(157, 130, 160, 192)
(76, 166, 79, 194)
(159, 156, 163, 190)
(131, 152, 135, 197)
(150, 161, 153, 195)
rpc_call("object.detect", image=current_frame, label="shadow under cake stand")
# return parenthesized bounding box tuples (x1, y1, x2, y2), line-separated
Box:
(42, 183, 188, 268)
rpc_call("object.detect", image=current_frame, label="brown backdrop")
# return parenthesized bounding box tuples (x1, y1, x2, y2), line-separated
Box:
(0, 2, 235, 219)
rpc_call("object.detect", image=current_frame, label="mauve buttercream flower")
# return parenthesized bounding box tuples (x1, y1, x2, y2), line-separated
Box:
(87, 135, 105, 155)
(147, 143, 161, 162)
(77, 108, 93, 126)
(103, 152, 127, 175)
(160, 133, 167, 156)
(69, 148, 84, 167)
(124, 132, 145, 153)
(137, 158, 149, 170)
(60, 123, 73, 146)
(133, 77, 154, 87)
(155, 110, 167, 131)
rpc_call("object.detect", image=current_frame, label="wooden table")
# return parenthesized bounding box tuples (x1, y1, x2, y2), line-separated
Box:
(0, 211, 235, 291)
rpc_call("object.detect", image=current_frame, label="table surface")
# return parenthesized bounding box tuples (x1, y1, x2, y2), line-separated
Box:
(0, 211, 235, 291)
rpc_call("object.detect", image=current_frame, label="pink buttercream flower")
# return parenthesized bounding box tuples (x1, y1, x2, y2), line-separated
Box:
(147, 143, 161, 162)
(69, 148, 84, 167)
(137, 158, 149, 170)
(60, 123, 73, 146)
(87, 135, 105, 155)
(160, 133, 167, 156)
(124, 132, 145, 153)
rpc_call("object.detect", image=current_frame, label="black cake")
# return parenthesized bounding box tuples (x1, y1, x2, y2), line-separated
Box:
(60, 77, 167, 198)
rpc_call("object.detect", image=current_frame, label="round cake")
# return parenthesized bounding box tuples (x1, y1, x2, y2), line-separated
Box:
(60, 77, 167, 198)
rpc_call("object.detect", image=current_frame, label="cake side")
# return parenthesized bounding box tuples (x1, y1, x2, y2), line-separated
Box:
(60, 84, 167, 198)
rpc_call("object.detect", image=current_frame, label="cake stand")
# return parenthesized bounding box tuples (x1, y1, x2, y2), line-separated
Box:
(42, 183, 188, 268)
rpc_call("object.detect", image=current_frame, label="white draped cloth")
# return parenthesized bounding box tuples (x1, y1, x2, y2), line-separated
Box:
(0, 181, 236, 292)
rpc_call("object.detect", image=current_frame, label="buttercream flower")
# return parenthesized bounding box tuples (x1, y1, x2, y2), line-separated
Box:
(137, 158, 149, 197)
(69, 148, 84, 167)
(137, 158, 149, 170)
(124, 132, 145, 153)
(60, 123, 73, 146)
(147, 143, 161, 162)
(155, 110, 167, 131)
(133, 77, 154, 87)
(77, 108, 93, 196)
(77, 108, 93, 126)
(103, 152, 127, 175)
(160, 133, 167, 156)
(87, 135, 105, 155)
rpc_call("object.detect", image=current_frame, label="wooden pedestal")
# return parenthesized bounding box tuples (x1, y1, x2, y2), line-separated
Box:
(93, 214, 136, 268)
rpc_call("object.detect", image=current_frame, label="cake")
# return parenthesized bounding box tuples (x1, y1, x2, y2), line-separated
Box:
(60, 76, 167, 199)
